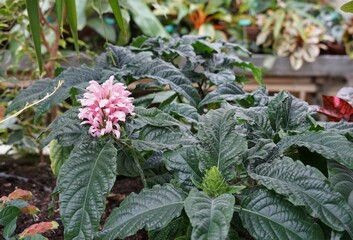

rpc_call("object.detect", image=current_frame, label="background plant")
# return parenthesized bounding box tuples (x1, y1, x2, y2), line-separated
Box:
(6, 36, 353, 239)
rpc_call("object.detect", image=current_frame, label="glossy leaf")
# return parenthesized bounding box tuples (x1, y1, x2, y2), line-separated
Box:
(240, 188, 324, 240)
(163, 146, 203, 188)
(162, 103, 199, 123)
(49, 140, 73, 176)
(278, 131, 353, 170)
(57, 141, 117, 239)
(40, 108, 85, 147)
(199, 83, 244, 107)
(317, 95, 353, 122)
(268, 91, 311, 132)
(252, 157, 353, 236)
(328, 161, 353, 208)
(198, 106, 247, 179)
(99, 184, 185, 239)
(25, 0, 42, 73)
(131, 126, 198, 152)
(184, 189, 235, 240)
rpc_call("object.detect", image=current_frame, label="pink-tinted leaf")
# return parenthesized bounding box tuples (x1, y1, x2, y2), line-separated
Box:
(317, 95, 353, 122)
(19, 221, 59, 238)
(0, 196, 9, 202)
(8, 189, 33, 201)
(21, 205, 40, 215)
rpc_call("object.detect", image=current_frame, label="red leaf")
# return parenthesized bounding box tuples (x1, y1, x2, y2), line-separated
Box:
(317, 95, 353, 122)
(8, 189, 33, 201)
(19, 221, 59, 238)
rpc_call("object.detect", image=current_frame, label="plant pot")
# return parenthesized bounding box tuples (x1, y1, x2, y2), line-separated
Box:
(327, 42, 346, 55)
(244, 26, 260, 42)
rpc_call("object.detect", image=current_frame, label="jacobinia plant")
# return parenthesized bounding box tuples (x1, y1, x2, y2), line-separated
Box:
(5, 36, 353, 240)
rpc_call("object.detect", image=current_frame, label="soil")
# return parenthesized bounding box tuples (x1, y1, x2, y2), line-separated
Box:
(0, 158, 146, 239)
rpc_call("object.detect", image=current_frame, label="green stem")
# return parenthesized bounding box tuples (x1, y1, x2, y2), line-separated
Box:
(130, 148, 147, 188)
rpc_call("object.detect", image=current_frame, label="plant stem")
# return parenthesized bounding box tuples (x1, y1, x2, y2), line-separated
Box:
(130, 148, 147, 188)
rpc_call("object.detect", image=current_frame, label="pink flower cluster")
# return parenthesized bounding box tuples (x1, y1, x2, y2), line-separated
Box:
(78, 76, 134, 138)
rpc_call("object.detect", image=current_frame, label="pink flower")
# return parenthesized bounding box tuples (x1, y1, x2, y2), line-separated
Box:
(78, 76, 134, 138)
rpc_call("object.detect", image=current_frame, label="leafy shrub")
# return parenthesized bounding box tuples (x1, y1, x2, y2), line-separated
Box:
(7, 36, 353, 239)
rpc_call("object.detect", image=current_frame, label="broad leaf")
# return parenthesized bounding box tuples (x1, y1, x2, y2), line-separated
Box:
(40, 108, 85, 147)
(134, 107, 187, 129)
(328, 161, 353, 207)
(252, 157, 353, 236)
(0, 206, 20, 226)
(2, 217, 16, 239)
(198, 106, 247, 179)
(131, 126, 198, 151)
(148, 217, 187, 240)
(7, 78, 51, 113)
(268, 91, 311, 133)
(57, 141, 117, 239)
(240, 188, 324, 240)
(341, 0, 353, 13)
(278, 131, 353, 170)
(184, 189, 235, 240)
(49, 140, 73, 176)
(163, 147, 203, 188)
(99, 184, 185, 239)
(162, 103, 199, 123)
(199, 83, 244, 107)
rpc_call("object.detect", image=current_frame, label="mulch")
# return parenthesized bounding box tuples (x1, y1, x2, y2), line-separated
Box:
(0, 158, 146, 239)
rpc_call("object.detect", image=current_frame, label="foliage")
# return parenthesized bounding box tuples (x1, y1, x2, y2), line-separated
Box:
(317, 95, 353, 122)
(0, 189, 58, 240)
(7, 36, 353, 239)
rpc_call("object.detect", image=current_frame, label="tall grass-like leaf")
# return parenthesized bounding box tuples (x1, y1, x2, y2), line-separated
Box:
(278, 131, 353, 170)
(25, 0, 43, 73)
(55, 0, 64, 34)
(98, 184, 185, 239)
(57, 141, 117, 239)
(184, 189, 235, 240)
(64, 0, 79, 53)
(252, 157, 353, 237)
(108, 0, 126, 40)
(239, 188, 324, 240)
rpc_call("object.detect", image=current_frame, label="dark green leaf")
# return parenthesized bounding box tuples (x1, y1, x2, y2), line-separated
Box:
(163, 147, 203, 188)
(198, 106, 247, 179)
(199, 83, 244, 107)
(131, 126, 198, 151)
(240, 188, 324, 240)
(162, 103, 199, 123)
(278, 131, 353, 170)
(57, 141, 117, 239)
(328, 161, 353, 208)
(56, 0, 64, 34)
(184, 189, 235, 240)
(252, 157, 353, 236)
(99, 184, 185, 239)
(40, 108, 85, 147)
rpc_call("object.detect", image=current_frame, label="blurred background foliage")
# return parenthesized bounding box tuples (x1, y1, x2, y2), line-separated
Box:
(0, 0, 353, 157)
